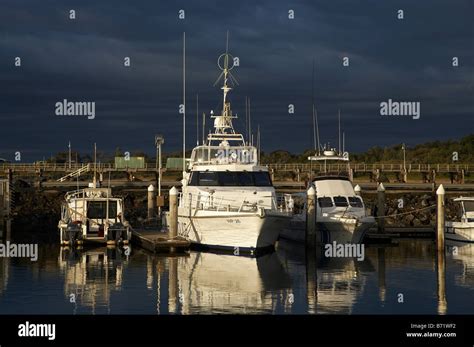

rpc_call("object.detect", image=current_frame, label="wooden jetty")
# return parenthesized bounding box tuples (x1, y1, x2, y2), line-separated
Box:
(131, 228, 190, 253)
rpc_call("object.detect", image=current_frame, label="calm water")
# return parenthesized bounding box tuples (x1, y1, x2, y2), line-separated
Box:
(0, 237, 473, 315)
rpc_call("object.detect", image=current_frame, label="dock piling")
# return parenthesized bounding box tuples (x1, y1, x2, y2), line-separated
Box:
(436, 184, 445, 252)
(169, 186, 178, 238)
(377, 183, 386, 233)
(354, 184, 361, 196)
(147, 184, 156, 220)
(306, 186, 317, 246)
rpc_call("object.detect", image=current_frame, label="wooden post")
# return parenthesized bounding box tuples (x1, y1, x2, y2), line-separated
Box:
(460, 169, 465, 184)
(147, 184, 156, 220)
(306, 186, 317, 246)
(169, 186, 178, 239)
(402, 169, 408, 183)
(375, 169, 381, 183)
(436, 184, 445, 252)
(354, 184, 361, 196)
(377, 183, 385, 233)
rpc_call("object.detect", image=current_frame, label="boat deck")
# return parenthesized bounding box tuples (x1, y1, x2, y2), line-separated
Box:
(131, 228, 190, 253)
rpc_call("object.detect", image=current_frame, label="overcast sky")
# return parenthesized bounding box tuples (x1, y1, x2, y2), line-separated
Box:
(0, 0, 472, 161)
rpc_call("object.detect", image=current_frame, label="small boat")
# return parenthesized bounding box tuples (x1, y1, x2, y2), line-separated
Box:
(280, 149, 375, 244)
(58, 182, 131, 246)
(445, 197, 474, 243)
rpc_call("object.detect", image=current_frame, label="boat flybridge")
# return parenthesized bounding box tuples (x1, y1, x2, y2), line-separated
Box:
(445, 197, 474, 243)
(177, 42, 292, 253)
(58, 176, 131, 246)
(281, 148, 375, 244)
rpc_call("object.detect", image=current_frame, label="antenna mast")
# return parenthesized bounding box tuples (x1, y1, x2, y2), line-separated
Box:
(93, 143, 97, 187)
(338, 109, 341, 155)
(182, 32, 186, 173)
(312, 59, 317, 151)
(196, 94, 199, 146)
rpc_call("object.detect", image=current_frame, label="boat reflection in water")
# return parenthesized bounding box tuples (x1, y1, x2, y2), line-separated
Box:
(0, 256, 9, 297)
(58, 246, 130, 313)
(147, 241, 374, 315)
(277, 240, 375, 314)
(447, 240, 474, 288)
(161, 251, 293, 314)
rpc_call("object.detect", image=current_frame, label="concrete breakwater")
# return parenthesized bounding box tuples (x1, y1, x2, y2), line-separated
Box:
(361, 192, 459, 228)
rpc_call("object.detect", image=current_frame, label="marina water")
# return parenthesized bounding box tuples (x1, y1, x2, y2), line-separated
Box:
(0, 232, 473, 315)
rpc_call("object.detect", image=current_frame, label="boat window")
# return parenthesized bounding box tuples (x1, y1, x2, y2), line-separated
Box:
(87, 201, 118, 219)
(198, 172, 219, 186)
(463, 201, 474, 212)
(188, 171, 272, 186)
(189, 172, 198, 186)
(333, 196, 349, 207)
(318, 197, 333, 208)
(253, 172, 272, 186)
(348, 196, 363, 208)
(237, 172, 254, 186)
(218, 172, 238, 186)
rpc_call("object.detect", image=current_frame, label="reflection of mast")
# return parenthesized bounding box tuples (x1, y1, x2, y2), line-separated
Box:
(168, 257, 178, 314)
(437, 250, 447, 314)
(377, 248, 386, 303)
(306, 247, 318, 314)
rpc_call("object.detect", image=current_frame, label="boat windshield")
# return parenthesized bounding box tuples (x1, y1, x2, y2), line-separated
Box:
(348, 196, 363, 208)
(190, 146, 258, 166)
(318, 197, 333, 208)
(463, 201, 474, 212)
(333, 196, 349, 207)
(87, 201, 118, 219)
(189, 171, 272, 187)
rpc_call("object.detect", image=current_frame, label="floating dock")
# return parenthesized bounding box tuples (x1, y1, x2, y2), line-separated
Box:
(131, 228, 190, 253)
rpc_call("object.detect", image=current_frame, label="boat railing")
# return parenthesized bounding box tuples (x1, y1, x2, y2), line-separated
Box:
(178, 192, 279, 214)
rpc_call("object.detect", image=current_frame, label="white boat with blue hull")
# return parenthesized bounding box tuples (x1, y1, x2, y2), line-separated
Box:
(177, 39, 292, 253)
(445, 197, 474, 243)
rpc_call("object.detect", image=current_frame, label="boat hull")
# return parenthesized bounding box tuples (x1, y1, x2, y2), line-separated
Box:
(280, 216, 374, 244)
(445, 222, 474, 243)
(177, 209, 291, 250)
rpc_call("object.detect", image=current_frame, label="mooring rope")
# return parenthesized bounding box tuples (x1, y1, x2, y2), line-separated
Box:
(373, 204, 436, 220)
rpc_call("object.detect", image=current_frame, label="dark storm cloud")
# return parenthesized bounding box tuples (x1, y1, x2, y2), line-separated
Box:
(0, 0, 472, 160)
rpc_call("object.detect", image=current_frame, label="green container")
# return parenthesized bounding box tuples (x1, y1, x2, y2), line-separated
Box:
(114, 156, 145, 169)
(166, 158, 189, 170)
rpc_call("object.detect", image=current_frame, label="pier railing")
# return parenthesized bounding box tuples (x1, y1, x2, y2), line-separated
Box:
(0, 162, 472, 173)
